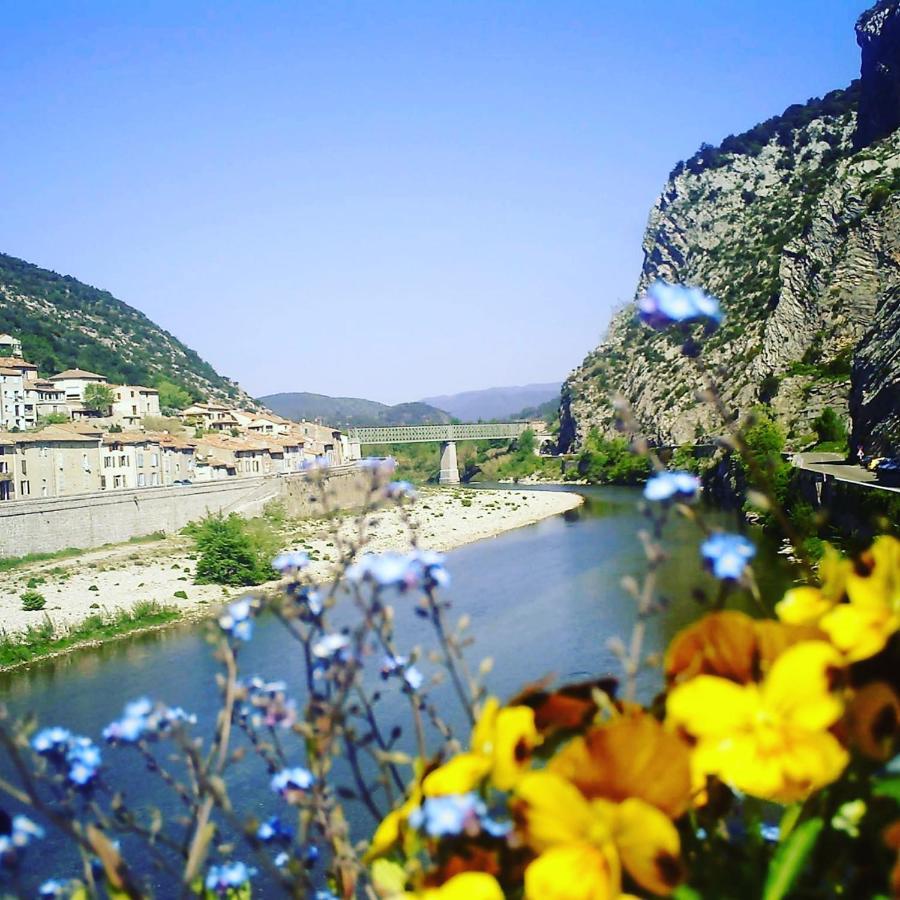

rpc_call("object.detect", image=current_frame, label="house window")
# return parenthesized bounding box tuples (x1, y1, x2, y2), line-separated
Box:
(138, 473, 145, 487)
(151, 453, 158, 466)
(41, 483, 48, 497)
(136, 452, 144, 467)
(20, 480, 29, 496)
(101, 476, 106, 490)
(21, 459, 26, 476)
(40, 446, 47, 458)
(151, 472, 158, 486)
(104, 455, 113, 468)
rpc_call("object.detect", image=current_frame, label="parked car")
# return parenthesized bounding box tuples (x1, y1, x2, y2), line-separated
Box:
(173, 479, 193, 486)
(875, 458, 900, 487)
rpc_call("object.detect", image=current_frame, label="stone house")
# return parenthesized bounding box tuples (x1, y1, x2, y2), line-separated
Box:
(195, 435, 272, 478)
(101, 433, 164, 490)
(261, 436, 305, 473)
(24, 378, 69, 421)
(0, 426, 103, 499)
(111, 385, 162, 429)
(294, 421, 345, 465)
(0, 366, 31, 431)
(179, 403, 239, 432)
(158, 435, 197, 484)
(49, 368, 108, 402)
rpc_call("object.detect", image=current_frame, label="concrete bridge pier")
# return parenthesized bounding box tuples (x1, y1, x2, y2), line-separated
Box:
(439, 441, 460, 485)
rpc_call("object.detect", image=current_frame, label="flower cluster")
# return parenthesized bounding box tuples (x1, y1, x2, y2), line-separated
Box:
(235, 677, 297, 729)
(363, 535, 900, 898)
(32, 727, 102, 787)
(347, 549, 450, 592)
(102, 697, 196, 744)
(218, 596, 258, 642)
(204, 861, 255, 896)
(637, 280, 723, 331)
(380, 654, 425, 691)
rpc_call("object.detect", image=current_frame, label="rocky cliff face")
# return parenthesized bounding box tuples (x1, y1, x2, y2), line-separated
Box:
(561, 2, 900, 457)
(856, 1, 900, 148)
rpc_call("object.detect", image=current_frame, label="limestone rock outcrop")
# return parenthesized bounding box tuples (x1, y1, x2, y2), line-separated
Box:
(561, 1, 900, 457)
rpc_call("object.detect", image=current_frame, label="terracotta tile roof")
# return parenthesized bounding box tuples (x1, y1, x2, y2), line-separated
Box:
(0, 367, 22, 376)
(50, 368, 106, 380)
(4, 425, 99, 444)
(0, 357, 37, 369)
(102, 433, 163, 446)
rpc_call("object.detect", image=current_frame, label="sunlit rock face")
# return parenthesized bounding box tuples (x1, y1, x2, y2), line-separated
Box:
(856, 1, 900, 149)
(561, 1, 900, 456)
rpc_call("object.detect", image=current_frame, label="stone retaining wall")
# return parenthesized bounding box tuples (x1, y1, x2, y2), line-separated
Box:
(0, 467, 368, 558)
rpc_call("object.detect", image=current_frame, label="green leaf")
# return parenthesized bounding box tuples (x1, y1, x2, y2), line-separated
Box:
(762, 817, 824, 900)
(673, 887, 703, 900)
(874, 777, 900, 803)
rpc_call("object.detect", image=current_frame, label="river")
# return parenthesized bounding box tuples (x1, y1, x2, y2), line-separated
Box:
(0, 485, 792, 893)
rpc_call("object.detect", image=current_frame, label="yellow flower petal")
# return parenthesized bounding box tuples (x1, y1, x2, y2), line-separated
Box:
(550, 714, 692, 819)
(422, 753, 492, 797)
(820, 602, 897, 662)
(524, 843, 621, 900)
(776, 587, 834, 626)
(416, 872, 505, 900)
(846, 536, 900, 611)
(471, 696, 500, 755)
(763, 641, 844, 730)
(666, 675, 757, 738)
(612, 797, 683, 896)
(372, 859, 408, 897)
(491, 706, 539, 791)
(515, 771, 596, 851)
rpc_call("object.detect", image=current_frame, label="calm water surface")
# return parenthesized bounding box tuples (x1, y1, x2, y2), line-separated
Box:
(0, 485, 791, 891)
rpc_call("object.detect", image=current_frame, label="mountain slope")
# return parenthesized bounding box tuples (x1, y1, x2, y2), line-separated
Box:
(421, 383, 561, 421)
(0, 253, 253, 406)
(259, 392, 452, 427)
(561, 2, 900, 457)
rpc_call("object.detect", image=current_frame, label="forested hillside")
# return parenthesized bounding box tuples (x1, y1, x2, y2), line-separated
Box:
(0, 253, 255, 407)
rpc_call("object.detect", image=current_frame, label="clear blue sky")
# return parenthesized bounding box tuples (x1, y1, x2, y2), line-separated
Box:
(0, 1, 863, 403)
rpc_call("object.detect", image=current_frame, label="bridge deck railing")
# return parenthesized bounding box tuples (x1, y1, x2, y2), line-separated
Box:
(348, 423, 531, 444)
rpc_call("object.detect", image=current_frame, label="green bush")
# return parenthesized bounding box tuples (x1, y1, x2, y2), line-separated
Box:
(190, 513, 276, 586)
(575, 431, 651, 485)
(173, 590, 188, 600)
(20, 590, 46, 612)
(813, 406, 848, 448)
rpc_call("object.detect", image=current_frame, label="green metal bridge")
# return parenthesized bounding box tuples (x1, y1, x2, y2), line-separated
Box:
(346, 422, 536, 484)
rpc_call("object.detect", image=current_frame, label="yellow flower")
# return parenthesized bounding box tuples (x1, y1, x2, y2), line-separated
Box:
(776, 544, 850, 626)
(666, 641, 848, 802)
(819, 536, 900, 662)
(549, 713, 692, 819)
(516, 771, 682, 898)
(404, 872, 504, 900)
(423, 697, 539, 796)
(366, 790, 421, 860)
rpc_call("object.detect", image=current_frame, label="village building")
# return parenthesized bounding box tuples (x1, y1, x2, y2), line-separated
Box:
(110, 385, 162, 429)
(158, 435, 197, 484)
(0, 425, 103, 500)
(179, 402, 240, 432)
(0, 366, 32, 431)
(25, 378, 69, 420)
(49, 368, 108, 402)
(101, 433, 165, 490)
(294, 420, 345, 465)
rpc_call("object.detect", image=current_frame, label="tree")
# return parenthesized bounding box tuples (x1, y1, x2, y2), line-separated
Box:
(156, 380, 193, 413)
(82, 382, 115, 413)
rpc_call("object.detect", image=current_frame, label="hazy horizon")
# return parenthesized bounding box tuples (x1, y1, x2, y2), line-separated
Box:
(1, 1, 862, 403)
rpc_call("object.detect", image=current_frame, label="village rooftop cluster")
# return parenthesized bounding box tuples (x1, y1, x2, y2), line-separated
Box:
(0, 334, 345, 502)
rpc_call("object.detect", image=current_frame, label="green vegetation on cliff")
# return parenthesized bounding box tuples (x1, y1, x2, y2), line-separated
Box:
(0, 252, 249, 404)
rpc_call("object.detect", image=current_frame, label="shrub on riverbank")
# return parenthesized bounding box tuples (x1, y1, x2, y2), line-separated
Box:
(19, 589, 46, 611)
(188, 512, 278, 586)
(566, 429, 652, 484)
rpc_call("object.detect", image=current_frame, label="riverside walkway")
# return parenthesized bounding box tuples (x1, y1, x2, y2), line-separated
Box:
(347, 423, 536, 484)
(791, 451, 900, 495)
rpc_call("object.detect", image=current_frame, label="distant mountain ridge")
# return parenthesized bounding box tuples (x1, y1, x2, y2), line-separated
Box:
(0, 252, 255, 406)
(421, 382, 561, 421)
(258, 392, 452, 427)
